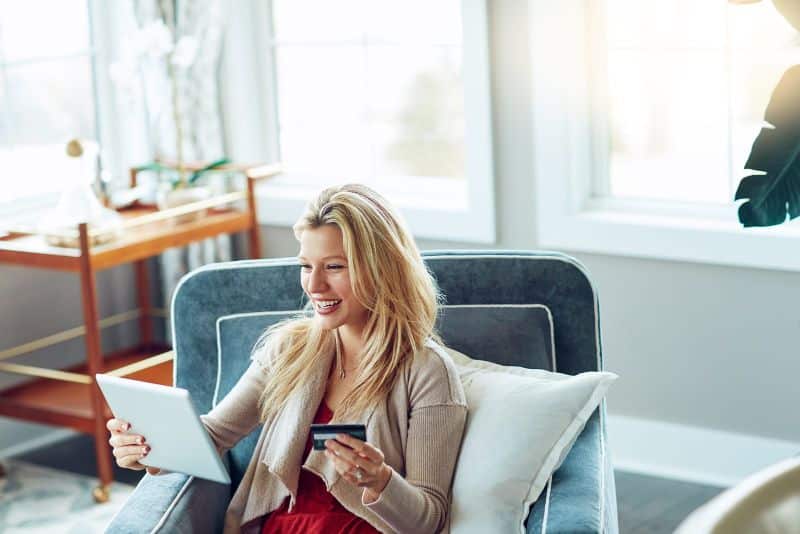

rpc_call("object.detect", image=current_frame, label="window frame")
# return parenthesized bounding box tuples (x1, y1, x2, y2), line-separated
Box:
(221, 0, 496, 243)
(530, 0, 800, 272)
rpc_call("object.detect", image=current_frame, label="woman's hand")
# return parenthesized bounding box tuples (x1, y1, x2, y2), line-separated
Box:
(325, 433, 392, 501)
(106, 418, 161, 475)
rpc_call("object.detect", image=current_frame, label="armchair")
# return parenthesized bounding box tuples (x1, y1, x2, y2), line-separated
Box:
(107, 250, 619, 533)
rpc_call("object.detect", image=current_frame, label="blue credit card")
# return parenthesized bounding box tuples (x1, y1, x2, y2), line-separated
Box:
(310, 423, 367, 450)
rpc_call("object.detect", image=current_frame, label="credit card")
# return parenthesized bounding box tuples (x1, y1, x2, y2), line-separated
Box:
(310, 423, 367, 450)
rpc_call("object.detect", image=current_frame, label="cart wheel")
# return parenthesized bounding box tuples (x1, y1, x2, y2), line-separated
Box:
(93, 484, 111, 503)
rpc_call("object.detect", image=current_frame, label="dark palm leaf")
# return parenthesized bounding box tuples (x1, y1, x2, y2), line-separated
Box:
(735, 64, 800, 227)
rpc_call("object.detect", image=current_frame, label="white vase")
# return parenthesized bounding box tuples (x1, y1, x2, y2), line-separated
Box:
(156, 186, 212, 225)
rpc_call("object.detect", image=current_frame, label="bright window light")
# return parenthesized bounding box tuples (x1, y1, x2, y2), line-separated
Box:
(0, 0, 97, 204)
(600, 0, 800, 205)
(270, 0, 466, 206)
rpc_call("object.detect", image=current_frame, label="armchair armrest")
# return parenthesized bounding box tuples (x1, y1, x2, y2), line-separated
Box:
(106, 472, 230, 534)
(526, 409, 619, 534)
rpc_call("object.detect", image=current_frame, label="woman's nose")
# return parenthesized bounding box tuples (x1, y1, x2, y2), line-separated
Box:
(307, 269, 328, 293)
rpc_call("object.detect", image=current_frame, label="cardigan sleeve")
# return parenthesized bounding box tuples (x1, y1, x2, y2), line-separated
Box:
(199, 357, 270, 454)
(363, 346, 468, 533)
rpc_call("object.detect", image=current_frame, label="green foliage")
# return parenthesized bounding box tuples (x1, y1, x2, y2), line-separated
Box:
(134, 158, 231, 189)
(187, 158, 231, 185)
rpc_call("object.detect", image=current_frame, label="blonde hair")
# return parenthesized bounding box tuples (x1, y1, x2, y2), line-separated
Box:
(256, 184, 441, 421)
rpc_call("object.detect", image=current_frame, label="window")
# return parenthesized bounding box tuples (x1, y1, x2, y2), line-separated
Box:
(222, 0, 495, 243)
(599, 0, 798, 205)
(0, 1, 98, 207)
(531, 0, 800, 271)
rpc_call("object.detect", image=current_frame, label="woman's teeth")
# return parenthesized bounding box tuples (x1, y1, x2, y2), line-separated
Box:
(316, 299, 342, 310)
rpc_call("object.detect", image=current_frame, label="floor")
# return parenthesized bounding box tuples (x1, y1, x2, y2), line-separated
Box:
(616, 470, 724, 533)
(6, 434, 725, 534)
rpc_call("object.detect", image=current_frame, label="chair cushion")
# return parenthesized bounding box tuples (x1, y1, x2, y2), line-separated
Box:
(437, 304, 555, 371)
(216, 310, 301, 488)
(446, 350, 617, 534)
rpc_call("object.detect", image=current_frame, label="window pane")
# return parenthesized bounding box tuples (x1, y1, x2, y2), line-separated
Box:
(276, 46, 370, 182)
(607, 50, 729, 203)
(5, 57, 96, 145)
(0, 0, 90, 61)
(0, 142, 97, 203)
(364, 0, 462, 44)
(272, 0, 364, 42)
(601, 0, 799, 205)
(0, 56, 97, 203)
(605, 0, 726, 49)
(368, 45, 464, 181)
(271, 1, 466, 190)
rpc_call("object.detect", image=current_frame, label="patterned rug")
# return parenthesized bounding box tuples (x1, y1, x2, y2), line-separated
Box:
(0, 460, 135, 533)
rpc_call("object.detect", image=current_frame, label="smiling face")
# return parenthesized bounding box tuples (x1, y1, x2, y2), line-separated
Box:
(298, 224, 369, 335)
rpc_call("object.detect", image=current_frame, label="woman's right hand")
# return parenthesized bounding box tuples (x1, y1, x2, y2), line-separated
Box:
(106, 418, 161, 475)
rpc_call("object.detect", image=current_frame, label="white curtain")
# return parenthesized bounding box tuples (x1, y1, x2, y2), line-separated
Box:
(133, 0, 232, 334)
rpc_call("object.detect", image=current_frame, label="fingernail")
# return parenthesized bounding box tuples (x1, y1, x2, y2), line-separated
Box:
(124, 423, 130, 431)
(137, 437, 144, 445)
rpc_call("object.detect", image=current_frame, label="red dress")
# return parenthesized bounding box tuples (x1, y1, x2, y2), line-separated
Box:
(260, 401, 380, 533)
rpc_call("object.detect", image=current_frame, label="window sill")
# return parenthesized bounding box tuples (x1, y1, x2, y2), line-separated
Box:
(536, 204, 800, 272)
(255, 174, 495, 244)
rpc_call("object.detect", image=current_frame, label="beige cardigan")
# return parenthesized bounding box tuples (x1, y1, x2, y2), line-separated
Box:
(199, 339, 467, 534)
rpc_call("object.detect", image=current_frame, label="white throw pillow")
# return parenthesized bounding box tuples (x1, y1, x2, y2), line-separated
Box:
(446, 349, 617, 534)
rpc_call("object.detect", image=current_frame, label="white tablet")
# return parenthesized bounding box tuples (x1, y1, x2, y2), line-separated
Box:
(96, 374, 231, 484)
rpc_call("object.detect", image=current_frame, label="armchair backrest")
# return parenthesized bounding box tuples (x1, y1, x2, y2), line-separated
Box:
(171, 250, 602, 489)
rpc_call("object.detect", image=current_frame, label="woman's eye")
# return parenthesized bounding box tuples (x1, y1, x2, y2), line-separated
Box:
(327, 264, 344, 270)
(300, 264, 311, 271)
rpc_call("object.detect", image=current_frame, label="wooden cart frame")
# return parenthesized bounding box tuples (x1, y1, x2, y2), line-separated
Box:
(0, 162, 280, 501)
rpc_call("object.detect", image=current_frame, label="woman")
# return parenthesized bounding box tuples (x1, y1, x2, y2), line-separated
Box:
(107, 184, 467, 533)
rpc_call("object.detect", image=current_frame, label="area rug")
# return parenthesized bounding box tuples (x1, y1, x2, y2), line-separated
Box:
(0, 460, 135, 533)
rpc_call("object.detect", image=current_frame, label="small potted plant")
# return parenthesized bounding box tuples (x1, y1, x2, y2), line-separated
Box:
(136, 157, 231, 222)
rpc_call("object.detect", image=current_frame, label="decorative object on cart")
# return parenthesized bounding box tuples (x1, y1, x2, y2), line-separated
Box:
(731, 0, 800, 227)
(38, 139, 123, 248)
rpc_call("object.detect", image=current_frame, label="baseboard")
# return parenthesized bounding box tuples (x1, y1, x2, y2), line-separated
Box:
(0, 427, 78, 460)
(609, 415, 800, 488)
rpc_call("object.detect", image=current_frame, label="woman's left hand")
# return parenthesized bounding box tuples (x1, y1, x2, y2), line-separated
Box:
(325, 433, 392, 498)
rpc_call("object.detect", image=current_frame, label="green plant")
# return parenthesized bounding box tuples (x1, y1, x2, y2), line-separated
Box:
(734, 0, 800, 227)
(134, 157, 231, 190)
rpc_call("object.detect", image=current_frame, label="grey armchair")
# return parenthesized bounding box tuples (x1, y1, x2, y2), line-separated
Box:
(107, 251, 619, 533)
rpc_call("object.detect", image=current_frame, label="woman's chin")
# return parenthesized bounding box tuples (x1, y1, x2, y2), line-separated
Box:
(314, 314, 343, 330)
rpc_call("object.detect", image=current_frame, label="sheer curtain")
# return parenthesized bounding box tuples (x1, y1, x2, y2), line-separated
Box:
(133, 0, 232, 338)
